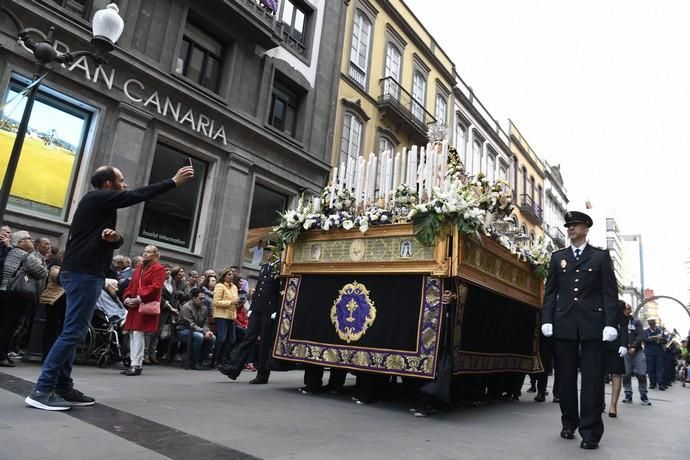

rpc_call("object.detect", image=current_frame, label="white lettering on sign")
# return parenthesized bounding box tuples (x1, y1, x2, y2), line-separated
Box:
(64, 57, 228, 145)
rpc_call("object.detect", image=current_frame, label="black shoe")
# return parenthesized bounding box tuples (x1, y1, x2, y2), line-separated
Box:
(526, 386, 537, 393)
(658, 386, 666, 391)
(581, 440, 599, 450)
(249, 377, 268, 384)
(24, 390, 72, 411)
(0, 358, 15, 367)
(560, 429, 575, 440)
(322, 384, 344, 395)
(298, 386, 319, 395)
(552, 396, 560, 403)
(648, 384, 656, 389)
(122, 367, 142, 376)
(190, 363, 204, 370)
(55, 388, 95, 407)
(534, 393, 546, 402)
(622, 397, 632, 404)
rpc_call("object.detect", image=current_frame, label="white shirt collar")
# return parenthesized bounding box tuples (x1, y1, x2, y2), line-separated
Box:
(571, 242, 588, 256)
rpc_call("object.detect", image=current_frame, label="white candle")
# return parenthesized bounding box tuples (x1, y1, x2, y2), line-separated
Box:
(409, 146, 418, 189)
(384, 155, 392, 206)
(338, 162, 345, 193)
(441, 140, 448, 180)
(369, 154, 377, 205)
(417, 147, 425, 202)
(393, 152, 400, 191)
(400, 148, 408, 189)
(330, 166, 337, 208)
(363, 156, 371, 207)
(313, 196, 321, 210)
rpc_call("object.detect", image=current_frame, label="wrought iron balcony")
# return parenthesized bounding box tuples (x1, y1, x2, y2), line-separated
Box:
(549, 225, 567, 248)
(223, 0, 282, 48)
(519, 194, 543, 225)
(377, 77, 436, 142)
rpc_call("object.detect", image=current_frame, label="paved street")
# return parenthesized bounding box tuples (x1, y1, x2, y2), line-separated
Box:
(1, 363, 688, 460)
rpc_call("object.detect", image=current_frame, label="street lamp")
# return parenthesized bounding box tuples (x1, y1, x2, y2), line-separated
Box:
(0, 2, 124, 223)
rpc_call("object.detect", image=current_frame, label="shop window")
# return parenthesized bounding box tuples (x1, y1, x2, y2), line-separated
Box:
(176, 22, 223, 92)
(269, 76, 301, 137)
(0, 74, 95, 219)
(280, 0, 311, 56)
(138, 144, 207, 250)
(243, 184, 288, 269)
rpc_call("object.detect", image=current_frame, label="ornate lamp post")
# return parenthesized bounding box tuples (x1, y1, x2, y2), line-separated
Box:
(0, 2, 125, 223)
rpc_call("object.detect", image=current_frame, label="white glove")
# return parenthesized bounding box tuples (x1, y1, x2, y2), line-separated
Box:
(270, 312, 277, 319)
(541, 323, 553, 337)
(618, 346, 628, 358)
(602, 326, 618, 342)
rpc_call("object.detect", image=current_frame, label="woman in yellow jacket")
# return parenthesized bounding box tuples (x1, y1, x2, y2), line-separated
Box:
(211, 268, 239, 367)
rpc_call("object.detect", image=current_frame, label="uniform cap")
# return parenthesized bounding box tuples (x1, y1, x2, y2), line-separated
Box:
(563, 211, 593, 228)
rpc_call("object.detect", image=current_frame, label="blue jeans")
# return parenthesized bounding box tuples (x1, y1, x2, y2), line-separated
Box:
(177, 328, 215, 365)
(35, 271, 104, 392)
(212, 319, 236, 365)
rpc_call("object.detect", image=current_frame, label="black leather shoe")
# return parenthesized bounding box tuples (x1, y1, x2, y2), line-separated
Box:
(581, 440, 599, 450)
(560, 429, 575, 440)
(0, 359, 16, 367)
(552, 396, 560, 403)
(534, 393, 546, 402)
(122, 367, 142, 376)
(249, 377, 268, 384)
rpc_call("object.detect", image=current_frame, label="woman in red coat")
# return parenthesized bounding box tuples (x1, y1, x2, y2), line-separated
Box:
(121, 245, 166, 376)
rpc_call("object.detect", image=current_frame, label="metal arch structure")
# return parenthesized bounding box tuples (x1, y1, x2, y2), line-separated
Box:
(633, 295, 690, 322)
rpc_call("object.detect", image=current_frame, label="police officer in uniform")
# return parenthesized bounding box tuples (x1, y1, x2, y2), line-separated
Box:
(541, 211, 618, 450)
(219, 241, 281, 384)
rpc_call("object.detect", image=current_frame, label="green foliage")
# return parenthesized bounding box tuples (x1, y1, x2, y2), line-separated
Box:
(412, 212, 443, 247)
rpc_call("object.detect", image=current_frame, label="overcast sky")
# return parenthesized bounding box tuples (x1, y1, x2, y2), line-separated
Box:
(406, 0, 690, 332)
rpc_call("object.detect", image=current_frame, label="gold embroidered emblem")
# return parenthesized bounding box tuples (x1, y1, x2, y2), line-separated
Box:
(330, 281, 377, 343)
(560, 259, 567, 269)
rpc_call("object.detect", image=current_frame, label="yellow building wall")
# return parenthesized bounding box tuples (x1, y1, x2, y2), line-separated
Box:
(332, 0, 455, 165)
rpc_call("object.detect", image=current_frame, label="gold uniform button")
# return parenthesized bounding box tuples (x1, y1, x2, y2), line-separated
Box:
(575, 279, 579, 282)
(588, 268, 592, 272)
(574, 297, 579, 301)
(574, 288, 579, 292)
(576, 269, 580, 273)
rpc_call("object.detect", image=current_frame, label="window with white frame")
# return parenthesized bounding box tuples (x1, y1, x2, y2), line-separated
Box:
(412, 71, 426, 122)
(435, 93, 447, 125)
(455, 123, 467, 166)
(471, 139, 482, 176)
(499, 160, 508, 182)
(339, 112, 362, 166)
(486, 151, 496, 182)
(383, 43, 402, 99)
(348, 10, 372, 88)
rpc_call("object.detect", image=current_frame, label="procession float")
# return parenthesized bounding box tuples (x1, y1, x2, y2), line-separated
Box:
(272, 129, 551, 399)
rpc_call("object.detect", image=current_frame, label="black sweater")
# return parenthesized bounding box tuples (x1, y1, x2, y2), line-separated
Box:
(62, 179, 176, 277)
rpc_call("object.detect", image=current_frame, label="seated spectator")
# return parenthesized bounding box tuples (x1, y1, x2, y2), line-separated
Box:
(177, 287, 216, 370)
(0, 230, 48, 367)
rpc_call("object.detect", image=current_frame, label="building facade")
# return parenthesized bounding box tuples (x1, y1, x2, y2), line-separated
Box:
(507, 120, 545, 243)
(0, 0, 345, 276)
(542, 161, 568, 249)
(451, 75, 512, 191)
(332, 0, 456, 169)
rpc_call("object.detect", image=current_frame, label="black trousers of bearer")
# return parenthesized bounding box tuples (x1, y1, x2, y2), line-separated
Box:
(554, 338, 605, 443)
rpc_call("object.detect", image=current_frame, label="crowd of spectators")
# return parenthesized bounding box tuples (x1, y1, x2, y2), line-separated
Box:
(0, 224, 258, 373)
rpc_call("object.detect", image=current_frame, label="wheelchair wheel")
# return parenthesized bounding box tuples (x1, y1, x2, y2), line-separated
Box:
(74, 325, 96, 364)
(97, 351, 112, 368)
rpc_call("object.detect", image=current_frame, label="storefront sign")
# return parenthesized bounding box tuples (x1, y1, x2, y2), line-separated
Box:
(66, 56, 228, 145)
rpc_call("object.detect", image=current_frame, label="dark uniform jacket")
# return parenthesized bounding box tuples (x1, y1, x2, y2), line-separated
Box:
(250, 262, 281, 314)
(643, 327, 666, 355)
(605, 308, 629, 352)
(542, 244, 618, 341)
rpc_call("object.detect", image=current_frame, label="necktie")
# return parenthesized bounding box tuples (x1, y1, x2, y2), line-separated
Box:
(574, 249, 580, 258)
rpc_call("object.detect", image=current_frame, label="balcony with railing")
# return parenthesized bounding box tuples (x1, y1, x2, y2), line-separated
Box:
(223, 0, 282, 48)
(549, 225, 567, 248)
(519, 194, 543, 225)
(377, 77, 436, 142)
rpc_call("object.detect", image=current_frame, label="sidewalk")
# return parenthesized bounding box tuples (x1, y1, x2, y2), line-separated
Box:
(1, 363, 688, 460)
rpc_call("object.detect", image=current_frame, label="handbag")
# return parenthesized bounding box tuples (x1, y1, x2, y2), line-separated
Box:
(138, 300, 160, 315)
(7, 258, 42, 301)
